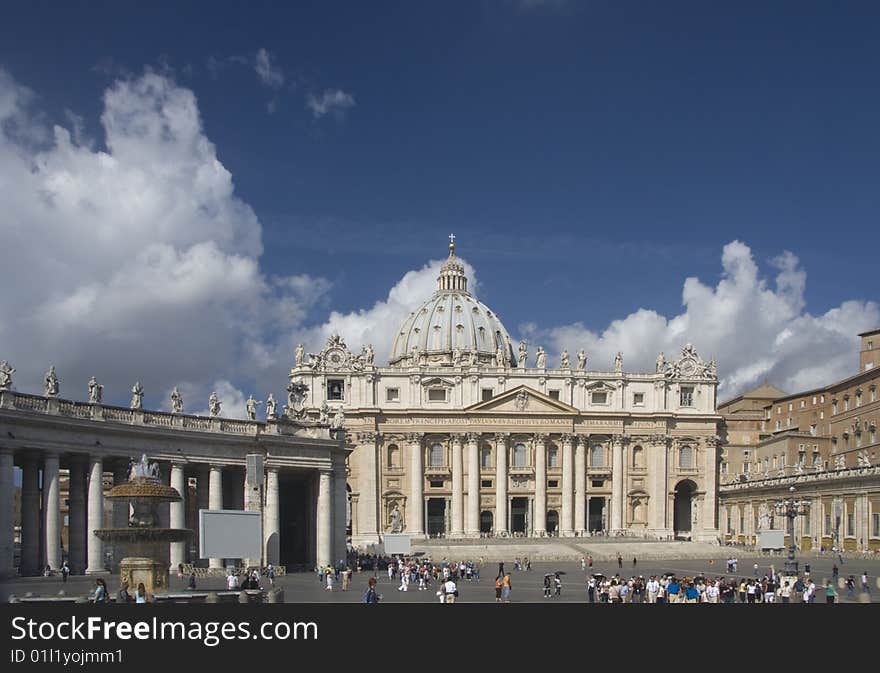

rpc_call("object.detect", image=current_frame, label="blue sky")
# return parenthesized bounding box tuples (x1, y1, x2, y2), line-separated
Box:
(1, 1, 878, 412)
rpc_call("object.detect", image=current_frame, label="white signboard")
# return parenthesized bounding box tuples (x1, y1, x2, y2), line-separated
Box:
(757, 529, 784, 550)
(199, 509, 262, 560)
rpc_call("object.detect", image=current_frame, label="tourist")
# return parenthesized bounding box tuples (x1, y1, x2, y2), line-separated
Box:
(832, 563, 839, 581)
(779, 581, 791, 603)
(43, 564, 52, 577)
(825, 581, 836, 604)
(93, 579, 108, 604)
(444, 577, 458, 604)
(666, 576, 681, 603)
(61, 561, 70, 583)
(543, 573, 552, 598)
(267, 564, 275, 587)
(632, 557, 637, 568)
(325, 566, 334, 591)
(502, 572, 512, 603)
(117, 581, 133, 603)
(363, 577, 380, 604)
(588, 555, 593, 569)
(495, 575, 503, 602)
(861, 571, 870, 594)
(587, 575, 597, 603)
(227, 572, 239, 590)
(177, 563, 184, 581)
(554, 573, 562, 596)
(646, 576, 659, 604)
(581, 556, 586, 571)
(134, 582, 148, 604)
(188, 572, 196, 590)
(342, 566, 351, 591)
(617, 553, 623, 569)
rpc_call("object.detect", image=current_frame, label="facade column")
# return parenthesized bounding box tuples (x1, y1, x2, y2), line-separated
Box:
(495, 433, 508, 535)
(0, 450, 15, 578)
(408, 433, 424, 537)
(68, 457, 86, 574)
(534, 434, 547, 535)
(208, 465, 224, 568)
(264, 467, 280, 565)
(611, 435, 624, 532)
(650, 436, 671, 536)
(42, 452, 61, 571)
(561, 434, 574, 537)
(169, 463, 186, 571)
(466, 433, 480, 536)
(20, 455, 40, 576)
(451, 434, 464, 537)
(575, 436, 587, 535)
(355, 432, 379, 545)
(700, 436, 720, 541)
(317, 470, 332, 568)
(85, 456, 106, 574)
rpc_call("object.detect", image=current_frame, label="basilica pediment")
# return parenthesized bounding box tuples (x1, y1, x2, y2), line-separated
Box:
(464, 385, 578, 415)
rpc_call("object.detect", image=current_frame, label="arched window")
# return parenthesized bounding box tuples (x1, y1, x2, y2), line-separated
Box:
(679, 445, 693, 469)
(590, 444, 604, 467)
(632, 445, 644, 469)
(430, 443, 444, 467)
(513, 443, 527, 468)
(547, 446, 559, 468)
(481, 446, 492, 469)
(387, 444, 399, 468)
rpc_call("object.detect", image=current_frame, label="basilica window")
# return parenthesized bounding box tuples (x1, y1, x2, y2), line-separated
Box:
(428, 388, 447, 402)
(591, 391, 607, 405)
(327, 379, 344, 401)
(824, 513, 832, 536)
(633, 392, 644, 406)
(847, 512, 855, 537)
(386, 387, 400, 402)
(430, 443, 444, 467)
(547, 446, 559, 468)
(513, 443, 527, 467)
(548, 390, 560, 400)
(387, 444, 400, 468)
(679, 445, 693, 469)
(680, 386, 694, 407)
(482, 388, 493, 401)
(873, 512, 880, 538)
(631, 445, 645, 469)
(590, 444, 604, 467)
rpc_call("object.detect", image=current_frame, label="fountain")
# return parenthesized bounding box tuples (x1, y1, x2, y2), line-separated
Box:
(95, 454, 190, 594)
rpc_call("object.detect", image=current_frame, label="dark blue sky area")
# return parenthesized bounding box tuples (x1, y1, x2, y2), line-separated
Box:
(2, 0, 878, 329)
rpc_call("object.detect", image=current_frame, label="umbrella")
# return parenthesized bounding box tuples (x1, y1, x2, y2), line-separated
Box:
(553, 571, 567, 576)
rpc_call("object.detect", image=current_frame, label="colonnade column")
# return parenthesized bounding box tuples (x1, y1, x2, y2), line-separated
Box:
(316, 470, 332, 568)
(495, 433, 508, 535)
(68, 457, 86, 574)
(20, 456, 40, 575)
(85, 456, 106, 574)
(610, 435, 624, 532)
(575, 436, 587, 535)
(358, 433, 379, 543)
(534, 434, 547, 536)
(451, 434, 464, 537)
(0, 450, 15, 578)
(169, 463, 186, 570)
(264, 467, 280, 565)
(333, 460, 347, 564)
(208, 465, 224, 569)
(561, 434, 574, 537)
(466, 433, 480, 536)
(43, 452, 61, 571)
(408, 433, 424, 537)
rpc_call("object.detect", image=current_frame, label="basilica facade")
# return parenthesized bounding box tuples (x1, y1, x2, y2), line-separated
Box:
(293, 240, 724, 546)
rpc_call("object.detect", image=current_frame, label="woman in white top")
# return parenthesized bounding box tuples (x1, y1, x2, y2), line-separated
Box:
(135, 582, 148, 604)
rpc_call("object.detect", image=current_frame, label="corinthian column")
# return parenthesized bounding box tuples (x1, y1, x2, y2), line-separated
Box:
(451, 434, 464, 537)
(20, 455, 40, 576)
(85, 456, 107, 574)
(68, 457, 86, 574)
(408, 434, 424, 537)
(495, 434, 508, 534)
(650, 435, 670, 536)
(610, 435, 624, 532)
(317, 470, 332, 568)
(561, 434, 574, 537)
(43, 453, 61, 571)
(208, 465, 223, 568)
(356, 432, 379, 545)
(575, 436, 587, 534)
(534, 434, 547, 535)
(466, 433, 480, 536)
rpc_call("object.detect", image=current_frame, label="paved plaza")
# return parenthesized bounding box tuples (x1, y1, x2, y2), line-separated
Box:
(4, 551, 878, 604)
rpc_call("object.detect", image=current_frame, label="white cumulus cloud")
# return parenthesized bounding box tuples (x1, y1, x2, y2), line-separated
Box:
(306, 89, 355, 119)
(254, 48, 284, 88)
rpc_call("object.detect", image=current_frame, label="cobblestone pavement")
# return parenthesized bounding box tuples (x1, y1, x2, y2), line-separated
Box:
(3, 554, 878, 604)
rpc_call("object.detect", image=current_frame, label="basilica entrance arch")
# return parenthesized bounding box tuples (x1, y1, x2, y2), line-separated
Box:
(673, 479, 698, 539)
(546, 510, 559, 534)
(427, 498, 447, 537)
(480, 510, 493, 535)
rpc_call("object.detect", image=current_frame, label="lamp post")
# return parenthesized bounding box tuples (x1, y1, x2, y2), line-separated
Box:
(774, 486, 811, 576)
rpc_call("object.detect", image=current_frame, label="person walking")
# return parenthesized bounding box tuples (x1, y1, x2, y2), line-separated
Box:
(861, 571, 871, 595)
(494, 575, 503, 602)
(632, 557, 637, 569)
(617, 553, 623, 569)
(61, 560, 70, 583)
(444, 577, 458, 604)
(117, 581, 133, 603)
(543, 574, 552, 598)
(363, 577, 380, 605)
(554, 573, 562, 597)
(825, 581, 836, 604)
(588, 555, 593, 569)
(846, 575, 856, 598)
(502, 572, 512, 603)
(267, 564, 275, 587)
(93, 579, 108, 604)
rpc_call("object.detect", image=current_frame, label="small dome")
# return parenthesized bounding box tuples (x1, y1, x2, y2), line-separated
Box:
(388, 237, 516, 367)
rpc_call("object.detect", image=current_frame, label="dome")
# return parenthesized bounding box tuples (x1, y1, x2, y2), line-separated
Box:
(388, 237, 517, 367)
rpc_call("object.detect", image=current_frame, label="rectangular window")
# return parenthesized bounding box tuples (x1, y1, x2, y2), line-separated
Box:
(720, 462, 728, 474)
(820, 411, 824, 420)
(872, 388, 877, 403)
(788, 403, 793, 412)
(777, 407, 782, 415)
(873, 512, 880, 538)
(800, 400, 805, 408)
(680, 386, 694, 407)
(776, 420, 781, 431)
(633, 392, 644, 406)
(844, 398, 850, 411)
(548, 390, 560, 400)
(481, 479, 493, 488)
(481, 388, 493, 401)
(548, 480, 559, 488)
(327, 379, 344, 401)
(386, 387, 400, 402)
(824, 513, 832, 536)
(430, 480, 444, 488)
(428, 388, 447, 401)
(847, 512, 855, 536)
(820, 395, 825, 403)
(591, 480, 604, 488)
(591, 392, 607, 405)
(812, 396, 817, 405)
